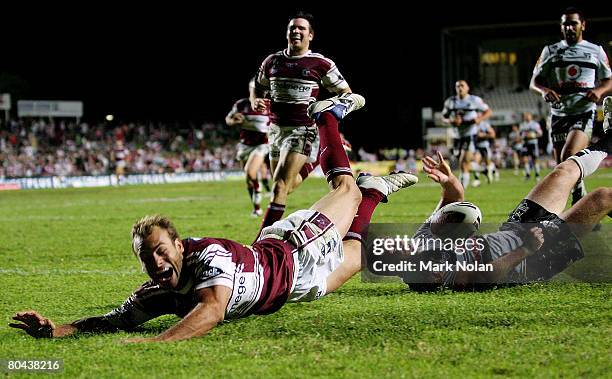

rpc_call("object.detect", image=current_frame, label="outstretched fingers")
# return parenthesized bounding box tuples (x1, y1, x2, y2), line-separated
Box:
(10, 310, 55, 337)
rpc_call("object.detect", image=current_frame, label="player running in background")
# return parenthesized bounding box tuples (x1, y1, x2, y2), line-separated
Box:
(519, 112, 544, 181)
(530, 7, 612, 204)
(441, 80, 492, 189)
(252, 11, 353, 234)
(474, 120, 496, 185)
(225, 78, 271, 216)
(508, 124, 523, 175)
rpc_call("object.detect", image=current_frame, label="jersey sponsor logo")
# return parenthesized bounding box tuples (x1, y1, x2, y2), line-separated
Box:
(270, 81, 312, 93)
(203, 267, 222, 277)
(228, 275, 248, 315)
(566, 64, 581, 79)
(558, 80, 589, 88)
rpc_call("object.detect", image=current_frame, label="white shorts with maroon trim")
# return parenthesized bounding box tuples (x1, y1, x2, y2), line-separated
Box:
(257, 209, 343, 302)
(268, 123, 320, 163)
(236, 143, 269, 162)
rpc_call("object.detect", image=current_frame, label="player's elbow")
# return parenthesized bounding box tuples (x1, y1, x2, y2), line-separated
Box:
(204, 303, 226, 326)
(530, 76, 543, 92)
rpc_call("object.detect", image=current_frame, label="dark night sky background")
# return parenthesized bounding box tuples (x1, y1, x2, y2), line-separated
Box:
(2, 2, 610, 150)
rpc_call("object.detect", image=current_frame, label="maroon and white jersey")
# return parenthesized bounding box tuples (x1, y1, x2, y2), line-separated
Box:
(227, 98, 269, 146)
(256, 49, 349, 126)
(100, 237, 295, 329)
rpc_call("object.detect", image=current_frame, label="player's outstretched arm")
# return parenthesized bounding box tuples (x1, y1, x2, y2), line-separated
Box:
(422, 151, 464, 209)
(125, 285, 231, 343)
(10, 310, 98, 338)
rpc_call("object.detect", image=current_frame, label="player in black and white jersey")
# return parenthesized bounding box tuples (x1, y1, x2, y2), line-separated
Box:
(519, 112, 544, 181)
(474, 120, 496, 185)
(530, 7, 612, 204)
(441, 80, 492, 189)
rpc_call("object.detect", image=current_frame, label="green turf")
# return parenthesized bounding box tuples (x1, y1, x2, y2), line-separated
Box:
(1, 169, 610, 378)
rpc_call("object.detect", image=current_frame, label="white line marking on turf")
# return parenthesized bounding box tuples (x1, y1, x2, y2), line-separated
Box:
(0, 268, 140, 275)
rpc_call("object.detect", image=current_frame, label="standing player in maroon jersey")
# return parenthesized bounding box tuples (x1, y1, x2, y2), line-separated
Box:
(226, 78, 271, 217)
(10, 94, 419, 342)
(252, 11, 354, 235)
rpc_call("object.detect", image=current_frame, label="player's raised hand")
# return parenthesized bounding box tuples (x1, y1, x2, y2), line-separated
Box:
(9, 310, 55, 338)
(422, 151, 452, 184)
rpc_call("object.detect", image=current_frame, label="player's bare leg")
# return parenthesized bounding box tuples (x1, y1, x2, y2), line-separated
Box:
(271, 151, 308, 205)
(459, 150, 472, 188)
(325, 239, 362, 293)
(244, 152, 265, 215)
(324, 172, 418, 293)
(513, 151, 520, 175)
(560, 188, 612, 237)
(526, 135, 608, 214)
(560, 129, 590, 204)
(258, 152, 308, 232)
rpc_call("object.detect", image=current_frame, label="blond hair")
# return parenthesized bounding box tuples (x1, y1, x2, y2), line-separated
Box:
(131, 215, 180, 256)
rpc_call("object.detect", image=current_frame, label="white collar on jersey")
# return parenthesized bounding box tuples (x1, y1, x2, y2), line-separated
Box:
(283, 49, 312, 59)
(560, 39, 587, 48)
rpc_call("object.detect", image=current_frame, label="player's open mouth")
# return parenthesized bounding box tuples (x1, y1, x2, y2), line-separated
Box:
(290, 35, 302, 41)
(155, 267, 174, 283)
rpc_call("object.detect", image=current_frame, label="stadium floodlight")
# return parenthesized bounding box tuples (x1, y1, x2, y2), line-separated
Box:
(105, 114, 114, 121)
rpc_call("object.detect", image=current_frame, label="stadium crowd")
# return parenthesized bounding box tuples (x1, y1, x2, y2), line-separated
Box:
(0, 116, 563, 180)
(0, 118, 240, 178)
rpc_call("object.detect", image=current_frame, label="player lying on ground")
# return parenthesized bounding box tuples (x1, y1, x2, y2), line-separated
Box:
(393, 122, 610, 291)
(10, 93, 418, 342)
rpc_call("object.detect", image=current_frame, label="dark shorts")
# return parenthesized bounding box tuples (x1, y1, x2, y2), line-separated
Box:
(476, 145, 491, 160)
(453, 136, 475, 156)
(521, 143, 540, 159)
(503, 199, 584, 282)
(550, 111, 594, 145)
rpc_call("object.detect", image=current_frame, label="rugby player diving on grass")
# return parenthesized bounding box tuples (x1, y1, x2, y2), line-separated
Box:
(10, 93, 419, 342)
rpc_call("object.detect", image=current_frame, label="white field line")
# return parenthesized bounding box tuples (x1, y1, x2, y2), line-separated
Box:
(0, 268, 140, 275)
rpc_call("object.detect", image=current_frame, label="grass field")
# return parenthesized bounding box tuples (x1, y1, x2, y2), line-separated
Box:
(1, 169, 610, 378)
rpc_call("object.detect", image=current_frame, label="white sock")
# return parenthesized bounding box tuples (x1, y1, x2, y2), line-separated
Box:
(568, 149, 608, 180)
(461, 173, 470, 188)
